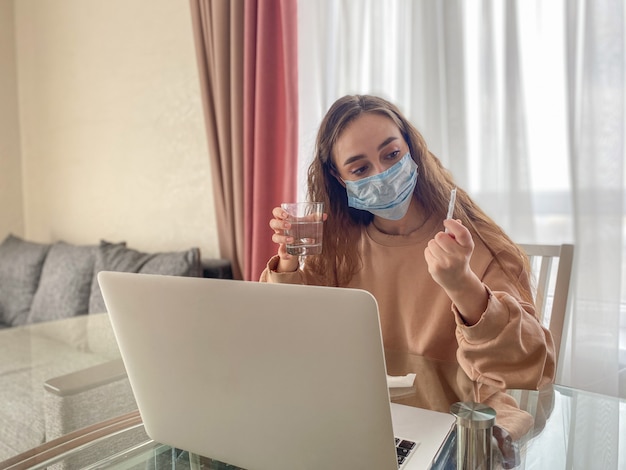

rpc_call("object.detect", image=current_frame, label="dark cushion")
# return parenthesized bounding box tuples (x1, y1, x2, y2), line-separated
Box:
(88, 242, 202, 314)
(0, 234, 51, 326)
(27, 242, 97, 324)
(202, 258, 233, 279)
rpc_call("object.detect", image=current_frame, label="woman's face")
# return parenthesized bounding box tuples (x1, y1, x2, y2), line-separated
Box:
(332, 112, 410, 182)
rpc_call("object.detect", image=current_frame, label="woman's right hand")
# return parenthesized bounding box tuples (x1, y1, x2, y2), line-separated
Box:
(269, 206, 299, 272)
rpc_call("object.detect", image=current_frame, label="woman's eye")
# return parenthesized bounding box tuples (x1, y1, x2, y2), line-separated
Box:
(350, 166, 368, 177)
(385, 150, 401, 160)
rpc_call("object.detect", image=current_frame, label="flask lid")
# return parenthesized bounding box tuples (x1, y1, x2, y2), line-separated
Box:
(450, 402, 496, 430)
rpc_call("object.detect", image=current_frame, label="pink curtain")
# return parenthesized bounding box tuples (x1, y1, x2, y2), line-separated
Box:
(243, 0, 298, 280)
(190, 0, 298, 281)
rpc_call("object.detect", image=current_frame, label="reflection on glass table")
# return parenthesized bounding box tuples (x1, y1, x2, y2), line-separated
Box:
(0, 313, 134, 463)
(2, 348, 624, 470)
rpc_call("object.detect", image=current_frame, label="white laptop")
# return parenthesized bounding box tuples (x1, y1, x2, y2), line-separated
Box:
(98, 272, 455, 470)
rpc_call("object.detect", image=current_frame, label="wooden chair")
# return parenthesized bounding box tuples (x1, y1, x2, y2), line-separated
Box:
(517, 244, 575, 366)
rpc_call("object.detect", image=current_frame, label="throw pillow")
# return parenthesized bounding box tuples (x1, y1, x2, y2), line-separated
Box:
(27, 241, 97, 324)
(88, 242, 202, 314)
(0, 234, 51, 326)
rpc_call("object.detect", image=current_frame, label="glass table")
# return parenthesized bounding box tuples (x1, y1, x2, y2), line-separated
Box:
(2, 360, 625, 469)
(0, 313, 130, 464)
(2, 385, 624, 469)
(1, 315, 624, 469)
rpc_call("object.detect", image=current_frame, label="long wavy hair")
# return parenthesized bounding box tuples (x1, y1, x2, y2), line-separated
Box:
(305, 95, 531, 302)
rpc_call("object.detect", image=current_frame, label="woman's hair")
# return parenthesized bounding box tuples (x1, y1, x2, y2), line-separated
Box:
(306, 94, 531, 301)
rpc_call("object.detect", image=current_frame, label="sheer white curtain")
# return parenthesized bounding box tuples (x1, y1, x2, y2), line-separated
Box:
(297, 0, 625, 398)
(297, 0, 469, 198)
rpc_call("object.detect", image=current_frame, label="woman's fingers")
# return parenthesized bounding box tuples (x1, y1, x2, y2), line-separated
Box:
(424, 219, 475, 289)
(269, 206, 294, 260)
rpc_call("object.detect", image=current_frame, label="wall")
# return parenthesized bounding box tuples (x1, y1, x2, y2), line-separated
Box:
(8, 0, 218, 257)
(0, 0, 24, 238)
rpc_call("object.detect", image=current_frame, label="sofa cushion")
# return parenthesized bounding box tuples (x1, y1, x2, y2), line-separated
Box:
(0, 235, 51, 327)
(27, 242, 97, 325)
(88, 242, 202, 314)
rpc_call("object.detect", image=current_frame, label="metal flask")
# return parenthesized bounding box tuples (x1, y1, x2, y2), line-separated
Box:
(449, 402, 497, 470)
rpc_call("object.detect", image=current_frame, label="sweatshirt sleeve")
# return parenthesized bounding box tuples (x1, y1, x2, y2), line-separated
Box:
(259, 255, 331, 286)
(259, 255, 305, 283)
(452, 250, 556, 391)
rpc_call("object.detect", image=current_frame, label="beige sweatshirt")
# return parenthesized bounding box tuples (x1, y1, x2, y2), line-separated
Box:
(260, 214, 556, 391)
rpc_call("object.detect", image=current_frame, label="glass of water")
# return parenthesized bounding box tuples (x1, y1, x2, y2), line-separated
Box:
(280, 202, 324, 256)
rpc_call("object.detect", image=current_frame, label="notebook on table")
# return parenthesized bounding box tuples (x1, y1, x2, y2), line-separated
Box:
(98, 272, 455, 470)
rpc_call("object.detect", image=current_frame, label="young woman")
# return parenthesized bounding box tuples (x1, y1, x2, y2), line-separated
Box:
(261, 94, 555, 391)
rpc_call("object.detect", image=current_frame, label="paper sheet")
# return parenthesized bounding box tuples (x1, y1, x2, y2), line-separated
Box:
(386, 373, 416, 388)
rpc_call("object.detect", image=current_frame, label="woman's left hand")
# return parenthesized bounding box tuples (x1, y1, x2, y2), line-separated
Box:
(424, 219, 488, 325)
(424, 219, 474, 290)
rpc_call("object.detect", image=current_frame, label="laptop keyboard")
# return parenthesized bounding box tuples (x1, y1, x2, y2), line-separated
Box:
(395, 437, 418, 468)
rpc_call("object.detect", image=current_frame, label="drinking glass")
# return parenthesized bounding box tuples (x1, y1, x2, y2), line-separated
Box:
(280, 202, 324, 256)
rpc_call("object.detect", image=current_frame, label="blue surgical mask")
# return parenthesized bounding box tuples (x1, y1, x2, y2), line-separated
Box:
(344, 152, 418, 220)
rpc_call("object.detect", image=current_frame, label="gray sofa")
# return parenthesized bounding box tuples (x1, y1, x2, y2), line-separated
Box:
(0, 234, 231, 328)
(0, 234, 231, 463)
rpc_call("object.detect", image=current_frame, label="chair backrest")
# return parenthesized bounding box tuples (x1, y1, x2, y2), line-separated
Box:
(517, 244, 574, 366)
